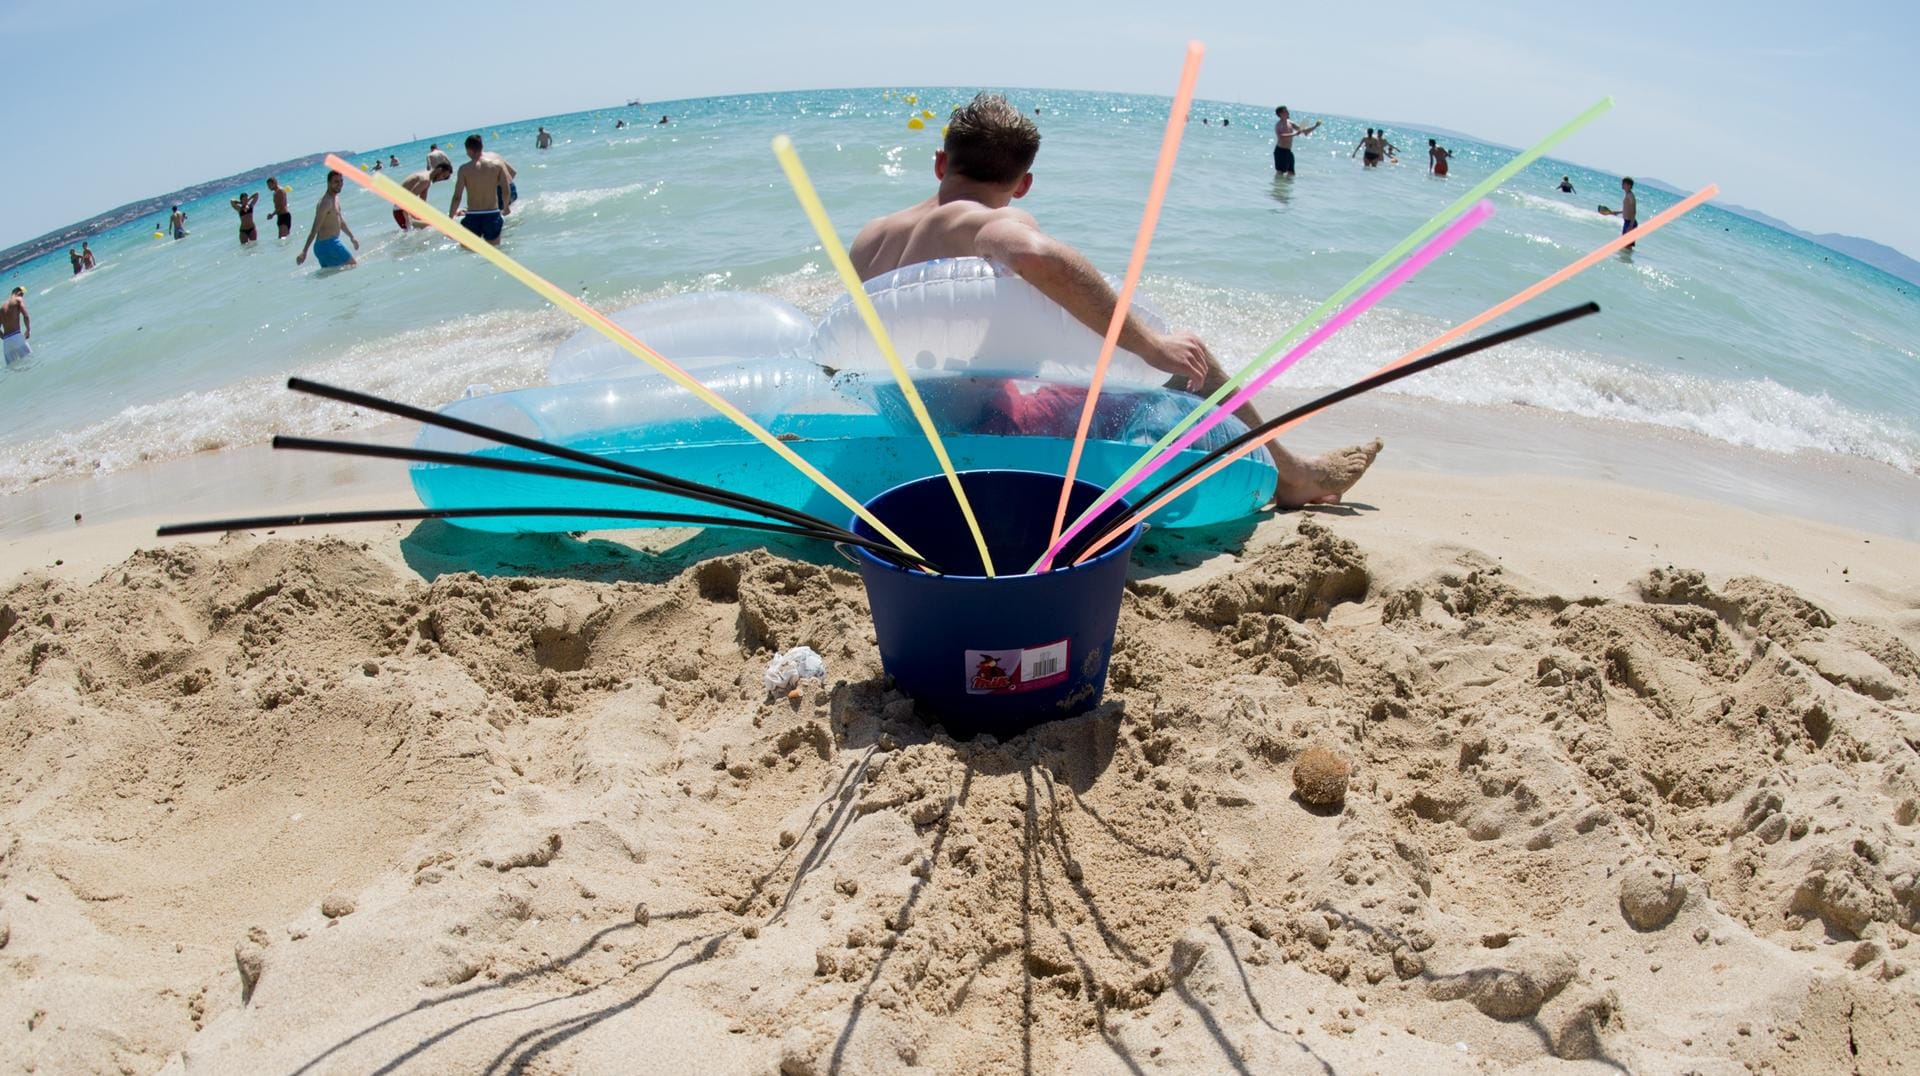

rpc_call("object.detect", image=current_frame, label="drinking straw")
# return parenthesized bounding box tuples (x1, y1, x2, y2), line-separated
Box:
(270, 435, 936, 570)
(1059, 184, 1718, 565)
(322, 155, 924, 563)
(771, 136, 999, 576)
(1045, 96, 1614, 559)
(1047, 41, 1204, 552)
(1033, 199, 1494, 572)
(1061, 302, 1601, 565)
(283, 378, 905, 559)
(155, 505, 901, 558)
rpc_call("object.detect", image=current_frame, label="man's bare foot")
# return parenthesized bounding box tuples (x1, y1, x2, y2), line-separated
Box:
(1271, 438, 1383, 508)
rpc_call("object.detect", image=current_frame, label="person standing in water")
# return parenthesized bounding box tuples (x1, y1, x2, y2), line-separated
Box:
(296, 171, 359, 269)
(230, 191, 260, 245)
(1558, 176, 1575, 193)
(1427, 139, 1451, 176)
(1599, 176, 1639, 249)
(266, 178, 294, 238)
(1352, 129, 1386, 167)
(850, 93, 1381, 508)
(2, 287, 31, 367)
(170, 205, 188, 239)
(81, 242, 97, 269)
(395, 158, 453, 229)
(1271, 106, 1321, 176)
(448, 134, 514, 246)
(68, 248, 84, 275)
(536, 126, 553, 149)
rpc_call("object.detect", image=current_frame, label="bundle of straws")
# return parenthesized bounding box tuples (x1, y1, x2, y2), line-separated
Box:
(164, 42, 1719, 586)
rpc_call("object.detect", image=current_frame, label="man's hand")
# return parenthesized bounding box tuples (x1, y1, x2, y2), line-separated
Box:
(1140, 331, 1211, 391)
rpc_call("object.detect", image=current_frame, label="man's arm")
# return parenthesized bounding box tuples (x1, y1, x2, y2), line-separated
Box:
(296, 205, 322, 263)
(974, 215, 1207, 388)
(339, 209, 358, 248)
(448, 169, 466, 216)
(849, 220, 884, 281)
(20, 306, 28, 340)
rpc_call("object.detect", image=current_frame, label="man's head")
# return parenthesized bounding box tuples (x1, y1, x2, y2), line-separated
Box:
(1428, 138, 1436, 147)
(1275, 106, 1289, 119)
(326, 170, 343, 193)
(1622, 176, 1634, 189)
(1365, 128, 1374, 136)
(1561, 175, 1570, 183)
(939, 93, 1040, 192)
(11, 286, 23, 297)
(464, 134, 485, 160)
(430, 160, 454, 181)
(268, 177, 280, 190)
(172, 205, 180, 212)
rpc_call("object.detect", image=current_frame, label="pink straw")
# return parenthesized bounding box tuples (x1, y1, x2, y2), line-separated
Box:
(1033, 199, 1494, 571)
(1047, 41, 1205, 550)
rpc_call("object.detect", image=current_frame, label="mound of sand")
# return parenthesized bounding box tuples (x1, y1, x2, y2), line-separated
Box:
(2, 514, 1918, 1073)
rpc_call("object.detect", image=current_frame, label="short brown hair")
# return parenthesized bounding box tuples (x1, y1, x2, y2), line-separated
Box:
(943, 93, 1040, 185)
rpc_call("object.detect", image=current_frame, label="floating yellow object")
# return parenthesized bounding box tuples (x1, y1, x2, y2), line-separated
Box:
(906, 117, 924, 130)
(903, 94, 917, 105)
(772, 135, 999, 576)
(322, 154, 927, 564)
(920, 109, 933, 119)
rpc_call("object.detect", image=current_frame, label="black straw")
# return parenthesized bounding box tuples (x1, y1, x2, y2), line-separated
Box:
(1056, 301, 1601, 565)
(154, 505, 936, 569)
(284, 378, 886, 553)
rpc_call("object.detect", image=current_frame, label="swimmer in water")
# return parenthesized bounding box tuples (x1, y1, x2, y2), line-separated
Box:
(170, 205, 188, 239)
(395, 159, 454, 229)
(230, 191, 260, 245)
(1427, 139, 1451, 177)
(536, 126, 553, 149)
(1598, 176, 1639, 250)
(449, 134, 514, 245)
(1271, 106, 1322, 176)
(1558, 176, 1575, 193)
(388, 154, 400, 167)
(267, 178, 294, 239)
(850, 92, 1381, 508)
(81, 242, 96, 270)
(296, 171, 359, 269)
(2, 287, 32, 367)
(1352, 129, 1385, 168)
(68, 248, 84, 275)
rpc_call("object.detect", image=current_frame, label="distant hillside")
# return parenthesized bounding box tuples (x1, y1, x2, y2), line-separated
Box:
(0, 152, 351, 275)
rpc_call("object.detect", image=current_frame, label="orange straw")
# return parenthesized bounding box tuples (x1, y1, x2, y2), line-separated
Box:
(1068, 183, 1720, 565)
(1046, 41, 1204, 551)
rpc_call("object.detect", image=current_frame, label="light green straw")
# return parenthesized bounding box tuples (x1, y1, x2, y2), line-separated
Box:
(1049, 96, 1613, 551)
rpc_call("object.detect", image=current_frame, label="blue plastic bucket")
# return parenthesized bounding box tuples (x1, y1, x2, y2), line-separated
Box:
(847, 470, 1144, 737)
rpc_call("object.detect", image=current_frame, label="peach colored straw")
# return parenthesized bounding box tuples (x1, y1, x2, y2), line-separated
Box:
(1046, 41, 1205, 551)
(1067, 183, 1719, 565)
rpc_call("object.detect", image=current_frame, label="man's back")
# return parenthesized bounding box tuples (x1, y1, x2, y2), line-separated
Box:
(851, 197, 1038, 280)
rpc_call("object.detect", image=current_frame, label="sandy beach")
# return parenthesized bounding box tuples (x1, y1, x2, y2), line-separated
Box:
(3, 417, 1917, 1073)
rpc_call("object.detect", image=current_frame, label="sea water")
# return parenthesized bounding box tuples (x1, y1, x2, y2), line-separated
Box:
(2, 88, 1917, 501)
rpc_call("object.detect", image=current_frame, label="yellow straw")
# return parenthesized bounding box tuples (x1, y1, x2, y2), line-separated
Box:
(322, 155, 926, 564)
(772, 136, 999, 577)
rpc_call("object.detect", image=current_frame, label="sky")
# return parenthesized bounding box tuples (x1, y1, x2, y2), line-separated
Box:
(6, 0, 1917, 254)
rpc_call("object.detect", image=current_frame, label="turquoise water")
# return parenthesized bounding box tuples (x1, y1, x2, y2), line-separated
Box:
(2, 87, 1917, 498)
(410, 417, 1275, 533)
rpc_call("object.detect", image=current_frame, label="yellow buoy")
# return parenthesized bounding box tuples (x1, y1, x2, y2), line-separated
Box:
(906, 117, 925, 130)
(903, 93, 917, 105)
(920, 109, 934, 119)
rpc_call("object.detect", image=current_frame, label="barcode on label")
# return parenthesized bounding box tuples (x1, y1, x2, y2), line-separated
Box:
(1022, 641, 1068, 684)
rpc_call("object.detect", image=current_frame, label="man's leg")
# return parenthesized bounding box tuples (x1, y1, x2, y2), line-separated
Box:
(1180, 357, 1383, 508)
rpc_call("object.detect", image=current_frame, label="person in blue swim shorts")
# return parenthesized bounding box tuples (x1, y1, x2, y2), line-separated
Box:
(449, 134, 514, 246)
(296, 171, 360, 270)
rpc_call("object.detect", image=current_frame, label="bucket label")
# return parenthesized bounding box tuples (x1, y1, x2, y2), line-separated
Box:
(965, 639, 1070, 695)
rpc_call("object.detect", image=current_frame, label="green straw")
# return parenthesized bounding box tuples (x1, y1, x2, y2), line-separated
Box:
(1053, 95, 1613, 541)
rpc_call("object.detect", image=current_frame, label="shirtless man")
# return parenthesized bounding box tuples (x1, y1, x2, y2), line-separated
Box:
(2, 287, 31, 367)
(1427, 139, 1451, 177)
(448, 134, 514, 245)
(536, 126, 553, 149)
(1557, 176, 1575, 193)
(267, 178, 294, 238)
(169, 205, 188, 239)
(231, 191, 260, 245)
(395, 160, 453, 229)
(1271, 105, 1321, 176)
(849, 93, 1380, 508)
(296, 171, 359, 270)
(1599, 176, 1638, 249)
(1352, 129, 1385, 167)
